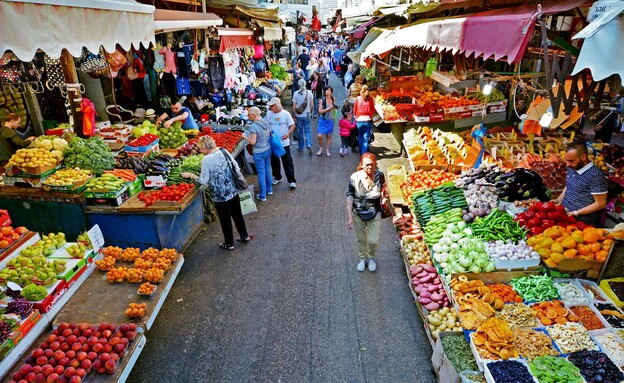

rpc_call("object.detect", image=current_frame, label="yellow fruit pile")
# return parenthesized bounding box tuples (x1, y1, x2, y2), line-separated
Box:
(144, 268, 164, 284)
(125, 302, 146, 318)
(528, 226, 614, 267)
(44, 168, 92, 186)
(8, 148, 58, 168)
(138, 282, 156, 295)
(120, 247, 141, 262)
(106, 266, 127, 283)
(103, 246, 123, 259)
(95, 256, 116, 271)
(125, 268, 144, 283)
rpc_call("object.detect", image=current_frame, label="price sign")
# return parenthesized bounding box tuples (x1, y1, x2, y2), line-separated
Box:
(87, 225, 105, 253)
(491, 146, 497, 160)
(7, 282, 22, 291)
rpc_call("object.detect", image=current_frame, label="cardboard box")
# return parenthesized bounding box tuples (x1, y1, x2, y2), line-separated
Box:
(32, 279, 67, 313)
(126, 139, 159, 154)
(127, 175, 144, 197)
(5, 163, 60, 177)
(84, 184, 128, 199)
(2, 175, 49, 188)
(431, 331, 463, 383)
(10, 310, 42, 346)
(127, 144, 159, 158)
(144, 175, 167, 188)
(85, 188, 130, 207)
(429, 113, 444, 123)
(42, 176, 92, 193)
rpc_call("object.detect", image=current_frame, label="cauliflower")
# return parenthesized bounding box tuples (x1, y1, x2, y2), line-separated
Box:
(52, 138, 68, 150)
(50, 150, 64, 161)
(32, 138, 53, 150)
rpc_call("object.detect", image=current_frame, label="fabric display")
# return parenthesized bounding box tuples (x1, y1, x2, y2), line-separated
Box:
(19, 61, 43, 83)
(132, 49, 147, 79)
(125, 51, 138, 80)
(105, 49, 129, 78)
(0, 53, 43, 84)
(0, 60, 21, 84)
(176, 50, 190, 78)
(77, 47, 108, 76)
(209, 56, 225, 89)
(44, 55, 65, 88)
(153, 46, 165, 72)
(159, 46, 177, 74)
(176, 76, 191, 95)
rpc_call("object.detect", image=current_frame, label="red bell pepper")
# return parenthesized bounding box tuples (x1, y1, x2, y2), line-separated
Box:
(536, 212, 548, 220)
(530, 227, 545, 235)
(527, 218, 541, 228)
(525, 211, 536, 219)
(542, 219, 555, 228)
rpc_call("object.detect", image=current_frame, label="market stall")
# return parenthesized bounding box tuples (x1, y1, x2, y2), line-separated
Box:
(384, 123, 624, 382)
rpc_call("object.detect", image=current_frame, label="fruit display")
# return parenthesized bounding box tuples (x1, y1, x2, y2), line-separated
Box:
(513, 329, 560, 360)
(6, 148, 59, 169)
(158, 122, 187, 149)
(103, 246, 123, 259)
(21, 284, 49, 301)
(0, 225, 28, 250)
(601, 143, 624, 167)
(119, 247, 140, 262)
(43, 168, 93, 187)
(401, 170, 458, 203)
(529, 355, 583, 383)
(125, 268, 144, 283)
(106, 267, 127, 283)
(143, 268, 164, 284)
(486, 283, 523, 303)
(487, 360, 534, 382)
(103, 169, 136, 182)
(496, 303, 539, 329)
(207, 130, 243, 153)
(125, 303, 146, 318)
(527, 226, 613, 267)
(517, 152, 567, 190)
(485, 240, 539, 264)
(137, 183, 195, 207)
(454, 163, 505, 188)
(62, 137, 116, 175)
(65, 242, 88, 258)
(531, 300, 577, 326)
(554, 281, 587, 303)
(7, 298, 33, 318)
(95, 256, 116, 272)
(467, 88, 506, 103)
(7, 322, 138, 383)
(569, 305, 605, 330)
(593, 332, 624, 366)
(472, 317, 518, 360)
(127, 133, 159, 148)
(568, 350, 624, 383)
(515, 201, 589, 236)
(84, 174, 126, 193)
(137, 282, 156, 295)
(132, 120, 159, 137)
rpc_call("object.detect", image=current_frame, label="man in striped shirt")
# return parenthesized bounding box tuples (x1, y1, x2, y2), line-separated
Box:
(554, 142, 608, 225)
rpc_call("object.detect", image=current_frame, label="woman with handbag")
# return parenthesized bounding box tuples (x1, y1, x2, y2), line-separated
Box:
(242, 107, 273, 202)
(181, 136, 252, 251)
(345, 152, 390, 272)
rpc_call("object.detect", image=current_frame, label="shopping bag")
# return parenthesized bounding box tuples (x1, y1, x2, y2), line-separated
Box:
(239, 185, 257, 215)
(270, 132, 285, 157)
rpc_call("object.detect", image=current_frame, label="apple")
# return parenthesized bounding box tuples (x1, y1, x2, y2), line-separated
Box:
(25, 372, 37, 383)
(92, 344, 103, 353)
(87, 337, 98, 347)
(31, 366, 42, 374)
(71, 343, 81, 352)
(119, 324, 129, 333)
(113, 344, 126, 354)
(77, 336, 86, 344)
(47, 358, 56, 367)
(98, 323, 108, 332)
(72, 329, 80, 336)
(110, 353, 120, 362)
(77, 323, 89, 332)
(98, 338, 107, 345)
(40, 342, 49, 350)
(60, 343, 70, 352)
(57, 323, 69, 332)
(24, 356, 35, 365)
(80, 344, 90, 352)
(69, 359, 80, 369)
(13, 372, 23, 381)
(98, 353, 111, 362)
(82, 329, 92, 338)
(108, 323, 117, 332)
(119, 338, 129, 347)
(49, 341, 60, 351)
(124, 331, 136, 340)
(53, 351, 65, 361)
(128, 323, 137, 332)
(56, 337, 65, 344)
(35, 374, 46, 383)
(109, 337, 120, 346)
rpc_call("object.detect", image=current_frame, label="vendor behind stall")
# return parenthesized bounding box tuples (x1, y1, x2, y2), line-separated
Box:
(554, 142, 608, 225)
(0, 113, 35, 164)
(156, 99, 198, 130)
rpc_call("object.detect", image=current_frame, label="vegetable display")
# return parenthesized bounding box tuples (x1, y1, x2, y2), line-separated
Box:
(166, 155, 202, 185)
(494, 168, 549, 202)
(127, 133, 158, 147)
(423, 208, 465, 245)
(410, 183, 467, 225)
(485, 240, 538, 264)
(392, 213, 423, 239)
(527, 226, 613, 267)
(137, 183, 195, 207)
(401, 169, 458, 202)
(471, 209, 526, 242)
(517, 153, 567, 191)
(514, 201, 588, 236)
(441, 334, 478, 372)
(158, 123, 188, 149)
(410, 264, 450, 311)
(461, 180, 499, 222)
(510, 275, 559, 302)
(63, 137, 116, 175)
(427, 307, 462, 337)
(401, 236, 432, 266)
(454, 162, 504, 188)
(529, 356, 583, 383)
(568, 350, 624, 383)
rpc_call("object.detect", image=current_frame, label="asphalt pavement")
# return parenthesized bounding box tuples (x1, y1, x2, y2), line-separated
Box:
(127, 74, 437, 383)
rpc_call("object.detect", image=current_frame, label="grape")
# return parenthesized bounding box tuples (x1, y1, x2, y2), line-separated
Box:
(5, 288, 21, 299)
(7, 298, 32, 318)
(0, 321, 10, 343)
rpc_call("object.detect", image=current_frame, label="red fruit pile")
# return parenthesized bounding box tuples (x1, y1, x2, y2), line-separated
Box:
(0, 226, 28, 250)
(127, 134, 158, 147)
(514, 201, 591, 236)
(8, 322, 137, 383)
(137, 183, 195, 207)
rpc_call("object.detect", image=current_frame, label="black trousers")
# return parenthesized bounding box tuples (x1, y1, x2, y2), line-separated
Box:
(270, 146, 296, 183)
(214, 194, 248, 246)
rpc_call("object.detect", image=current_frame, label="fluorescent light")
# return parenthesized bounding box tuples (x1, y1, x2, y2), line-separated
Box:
(539, 111, 554, 127)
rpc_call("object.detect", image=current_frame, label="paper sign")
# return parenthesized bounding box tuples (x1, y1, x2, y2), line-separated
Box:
(7, 282, 22, 291)
(87, 225, 105, 253)
(491, 146, 497, 160)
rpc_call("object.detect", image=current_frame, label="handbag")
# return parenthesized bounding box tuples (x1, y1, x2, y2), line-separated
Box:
(44, 55, 65, 89)
(219, 148, 248, 191)
(77, 48, 108, 75)
(356, 207, 377, 221)
(270, 131, 286, 158)
(295, 92, 308, 115)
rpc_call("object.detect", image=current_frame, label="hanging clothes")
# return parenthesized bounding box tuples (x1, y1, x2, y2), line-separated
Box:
(154, 46, 165, 72)
(209, 56, 225, 89)
(159, 46, 177, 74)
(176, 49, 190, 78)
(81, 97, 96, 136)
(161, 72, 176, 97)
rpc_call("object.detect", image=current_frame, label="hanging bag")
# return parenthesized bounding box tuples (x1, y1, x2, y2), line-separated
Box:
(77, 48, 108, 76)
(44, 55, 65, 89)
(295, 91, 308, 115)
(219, 148, 248, 191)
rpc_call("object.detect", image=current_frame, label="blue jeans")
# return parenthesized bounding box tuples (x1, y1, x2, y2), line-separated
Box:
(296, 116, 312, 150)
(253, 149, 273, 199)
(357, 121, 373, 154)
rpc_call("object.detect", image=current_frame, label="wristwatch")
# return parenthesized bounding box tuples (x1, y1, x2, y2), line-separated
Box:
(573, 211, 579, 217)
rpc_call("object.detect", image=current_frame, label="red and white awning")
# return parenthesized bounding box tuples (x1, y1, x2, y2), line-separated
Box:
(217, 27, 255, 53)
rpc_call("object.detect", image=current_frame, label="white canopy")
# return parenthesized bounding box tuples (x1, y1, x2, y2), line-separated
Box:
(1, 0, 155, 61)
(154, 9, 222, 34)
(572, 18, 624, 81)
(283, 26, 296, 44)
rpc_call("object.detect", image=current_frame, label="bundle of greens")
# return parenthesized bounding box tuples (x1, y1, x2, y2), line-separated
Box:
(62, 137, 115, 175)
(269, 64, 287, 81)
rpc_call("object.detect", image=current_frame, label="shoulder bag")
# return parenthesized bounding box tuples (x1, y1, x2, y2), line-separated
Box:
(219, 148, 248, 191)
(295, 91, 308, 115)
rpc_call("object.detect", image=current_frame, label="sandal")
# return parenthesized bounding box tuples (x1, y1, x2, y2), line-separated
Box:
(236, 235, 253, 243)
(219, 243, 234, 250)
(317, 150, 322, 156)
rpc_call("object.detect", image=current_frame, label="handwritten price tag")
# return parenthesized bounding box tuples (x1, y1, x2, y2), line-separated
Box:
(87, 225, 105, 253)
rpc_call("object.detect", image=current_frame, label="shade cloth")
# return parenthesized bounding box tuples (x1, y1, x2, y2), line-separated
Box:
(1, 0, 155, 61)
(283, 26, 296, 44)
(217, 27, 254, 53)
(154, 9, 222, 34)
(349, 17, 383, 39)
(572, 18, 624, 81)
(347, 27, 384, 65)
(361, 0, 586, 64)
(255, 19, 282, 41)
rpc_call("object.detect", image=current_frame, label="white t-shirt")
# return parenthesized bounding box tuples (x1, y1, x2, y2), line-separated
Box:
(265, 109, 295, 146)
(292, 89, 313, 118)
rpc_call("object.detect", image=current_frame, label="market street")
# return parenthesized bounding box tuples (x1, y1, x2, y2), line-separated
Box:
(127, 75, 437, 383)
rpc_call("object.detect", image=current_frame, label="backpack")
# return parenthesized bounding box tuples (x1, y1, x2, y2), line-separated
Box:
(295, 91, 308, 115)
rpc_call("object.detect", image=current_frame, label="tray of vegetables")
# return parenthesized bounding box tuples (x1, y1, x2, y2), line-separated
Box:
(528, 355, 583, 383)
(510, 275, 560, 302)
(486, 240, 540, 271)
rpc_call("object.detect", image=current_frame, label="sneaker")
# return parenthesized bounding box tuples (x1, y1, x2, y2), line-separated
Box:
(357, 260, 366, 272)
(368, 259, 377, 272)
(272, 178, 282, 185)
(255, 194, 266, 202)
(267, 191, 273, 195)
(289, 182, 297, 190)
(307, 146, 313, 155)
(340, 148, 345, 157)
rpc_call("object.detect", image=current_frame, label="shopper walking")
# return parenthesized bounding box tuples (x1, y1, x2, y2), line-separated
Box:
(339, 109, 356, 157)
(292, 79, 314, 155)
(346, 152, 388, 272)
(307, 71, 324, 118)
(354, 85, 375, 154)
(265, 98, 297, 190)
(317, 86, 337, 156)
(242, 107, 273, 202)
(181, 136, 251, 251)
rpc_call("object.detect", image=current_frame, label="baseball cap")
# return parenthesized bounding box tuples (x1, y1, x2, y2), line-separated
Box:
(267, 97, 281, 107)
(200, 114, 209, 123)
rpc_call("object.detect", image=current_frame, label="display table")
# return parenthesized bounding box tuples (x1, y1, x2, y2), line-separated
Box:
(84, 191, 203, 251)
(53, 254, 184, 331)
(0, 186, 88, 239)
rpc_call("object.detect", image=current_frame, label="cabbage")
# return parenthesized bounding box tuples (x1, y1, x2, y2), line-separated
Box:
(458, 256, 472, 267)
(52, 138, 68, 150)
(484, 263, 495, 272)
(469, 264, 481, 273)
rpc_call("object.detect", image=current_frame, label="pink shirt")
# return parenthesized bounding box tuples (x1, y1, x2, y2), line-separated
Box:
(339, 118, 356, 137)
(159, 47, 177, 74)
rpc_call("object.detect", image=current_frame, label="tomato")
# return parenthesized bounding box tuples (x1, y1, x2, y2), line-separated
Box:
(10, 233, 20, 240)
(14, 226, 27, 235)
